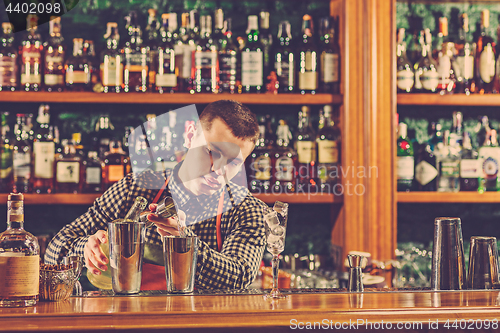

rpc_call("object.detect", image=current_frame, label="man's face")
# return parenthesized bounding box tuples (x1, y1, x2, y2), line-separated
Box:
(179, 118, 255, 196)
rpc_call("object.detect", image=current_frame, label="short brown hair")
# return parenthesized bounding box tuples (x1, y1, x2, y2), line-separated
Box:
(199, 100, 260, 144)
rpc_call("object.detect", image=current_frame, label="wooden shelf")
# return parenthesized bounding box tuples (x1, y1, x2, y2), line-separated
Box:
(397, 93, 500, 107)
(398, 192, 500, 203)
(0, 92, 342, 105)
(0, 192, 341, 205)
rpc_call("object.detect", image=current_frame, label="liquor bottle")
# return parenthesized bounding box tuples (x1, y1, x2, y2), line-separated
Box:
(44, 17, 65, 92)
(295, 106, 317, 192)
(191, 15, 219, 93)
(218, 17, 239, 94)
(82, 151, 102, 193)
(65, 38, 91, 91)
(414, 125, 438, 191)
(476, 116, 491, 149)
(272, 119, 296, 193)
(19, 15, 43, 92)
(123, 11, 148, 93)
(94, 114, 115, 159)
(298, 14, 318, 94)
(476, 9, 496, 94)
(248, 115, 274, 193)
(54, 142, 82, 193)
(435, 18, 456, 94)
(84, 40, 99, 91)
(102, 139, 130, 191)
(123, 196, 149, 222)
(174, 12, 196, 92)
(101, 22, 123, 93)
(12, 114, 31, 193)
(317, 105, 341, 192)
(155, 14, 177, 93)
(455, 14, 474, 94)
(396, 28, 414, 93)
(0, 112, 13, 193)
(145, 9, 160, 91)
(414, 29, 438, 93)
(274, 21, 295, 93)
(0, 23, 18, 91)
(0, 193, 39, 307)
(449, 111, 463, 149)
(260, 10, 273, 88)
(213, 9, 226, 51)
(436, 130, 460, 192)
(460, 132, 480, 191)
(32, 105, 54, 194)
(396, 123, 414, 191)
(241, 15, 264, 93)
(319, 16, 340, 94)
(407, 29, 422, 66)
(478, 129, 500, 192)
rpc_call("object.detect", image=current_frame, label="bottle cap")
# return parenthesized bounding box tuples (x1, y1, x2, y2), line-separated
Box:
(482, 10, 490, 28)
(8, 193, 24, 201)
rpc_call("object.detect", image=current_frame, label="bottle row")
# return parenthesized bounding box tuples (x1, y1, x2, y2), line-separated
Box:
(397, 112, 500, 193)
(0, 8, 340, 95)
(397, 9, 500, 95)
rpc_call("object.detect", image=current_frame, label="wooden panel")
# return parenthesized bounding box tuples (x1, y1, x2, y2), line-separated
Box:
(0, 92, 342, 105)
(398, 94, 500, 106)
(398, 192, 500, 203)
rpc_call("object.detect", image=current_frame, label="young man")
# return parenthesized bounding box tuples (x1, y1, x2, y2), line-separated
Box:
(45, 100, 267, 290)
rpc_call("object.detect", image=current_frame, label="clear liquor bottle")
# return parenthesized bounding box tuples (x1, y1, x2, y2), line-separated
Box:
(319, 16, 340, 94)
(123, 11, 148, 93)
(295, 106, 317, 193)
(396, 28, 414, 93)
(44, 17, 65, 92)
(241, 15, 264, 93)
(476, 9, 496, 94)
(460, 132, 480, 192)
(437, 130, 460, 192)
(248, 115, 274, 193)
(102, 140, 130, 191)
(436, 17, 456, 94)
(65, 38, 91, 91)
(274, 21, 295, 93)
(155, 14, 177, 93)
(101, 22, 123, 93)
(454, 14, 475, 94)
(478, 129, 500, 192)
(272, 119, 296, 193)
(145, 9, 160, 92)
(191, 15, 219, 93)
(32, 105, 54, 194)
(298, 14, 318, 94)
(12, 114, 31, 194)
(19, 15, 43, 92)
(317, 105, 341, 192)
(260, 10, 273, 89)
(0, 23, 18, 92)
(82, 151, 103, 193)
(54, 142, 82, 194)
(0, 193, 39, 307)
(218, 18, 239, 94)
(0, 112, 13, 193)
(396, 123, 414, 192)
(414, 29, 438, 93)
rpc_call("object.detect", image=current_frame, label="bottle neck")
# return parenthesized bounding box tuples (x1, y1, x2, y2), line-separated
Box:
(7, 200, 24, 230)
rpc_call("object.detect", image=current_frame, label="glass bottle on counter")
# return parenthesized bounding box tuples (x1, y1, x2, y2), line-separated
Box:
(82, 151, 103, 193)
(478, 129, 500, 192)
(295, 106, 317, 193)
(241, 15, 264, 93)
(12, 114, 31, 194)
(317, 105, 341, 192)
(272, 119, 296, 193)
(0, 193, 39, 308)
(319, 16, 340, 94)
(0, 23, 18, 91)
(155, 14, 177, 94)
(123, 11, 148, 93)
(476, 9, 496, 94)
(0, 112, 13, 193)
(44, 17, 65, 92)
(191, 15, 219, 93)
(101, 22, 123, 93)
(19, 15, 43, 92)
(298, 14, 318, 94)
(32, 105, 55, 194)
(248, 115, 274, 193)
(65, 38, 91, 91)
(414, 29, 438, 93)
(396, 122, 414, 192)
(218, 18, 239, 93)
(396, 28, 414, 93)
(102, 139, 130, 191)
(437, 130, 460, 192)
(274, 21, 295, 93)
(54, 142, 82, 194)
(460, 132, 480, 192)
(455, 13, 474, 94)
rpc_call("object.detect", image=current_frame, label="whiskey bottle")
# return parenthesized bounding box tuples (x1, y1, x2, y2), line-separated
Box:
(65, 38, 91, 91)
(12, 114, 31, 193)
(414, 29, 438, 93)
(0, 23, 18, 91)
(274, 21, 295, 93)
(218, 18, 239, 93)
(460, 132, 480, 192)
(260, 11, 273, 88)
(396, 123, 414, 191)
(54, 142, 82, 194)
(436, 17, 456, 94)
(414, 125, 438, 191)
(44, 17, 65, 92)
(123, 11, 148, 93)
(272, 119, 296, 193)
(213, 9, 226, 53)
(476, 10, 496, 94)
(84, 40, 100, 91)
(248, 115, 274, 193)
(478, 129, 500, 192)
(174, 13, 196, 92)
(455, 14, 474, 94)
(436, 130, 460, 192)
(102, 139, 130, 191)
(0, 112, 13, 193)
(298, 14, 318, 94)
(19, 15, 43, 92)
(32, 105, 55, 194)
(396, 28, 414, 93)
(145, 9, 160, 91)
(155, 14, 177, 93)
(82, 151, 103, 193)
(241, 15, 264, 93)
(191, 15, 219, 93)
(0, 193, 39, 307)
(101, 22, 123, 93)
(295, 106, 317, 193)
(94, 113, 115, 159)
(319, 16, 340, 94)
(317, 105, 341, 192)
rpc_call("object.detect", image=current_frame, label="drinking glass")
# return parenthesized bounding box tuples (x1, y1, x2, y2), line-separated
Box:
(263, 201, 288, 300)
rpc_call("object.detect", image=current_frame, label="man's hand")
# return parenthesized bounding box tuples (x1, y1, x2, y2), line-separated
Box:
(148, 203, 185, 237)
(84, 230, 108, 275)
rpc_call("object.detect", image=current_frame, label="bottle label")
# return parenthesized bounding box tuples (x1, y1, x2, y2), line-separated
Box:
(34, 141, 55, 179)
(156, 74, 177, 87)
(415, 160, 438, 186)
(275, 55, 294, 87)
(460, 159, 481, 178)
(177, 44, 195, 79)
(66, 70, 90, 84)
(13, 151, 31, 179)
(45, 54, 64, 64)
(479, 45, 495, 84)
(482, 157, 498, 179)
(297, 141, 316, 164)
(396, 70, 414, 91)
(299, 72, 318, 90)
(219, 53, 238, 77)
(0, 149, 12, 179)
(0, 254, 40, 297)
(44, 74, 64, 86)
(437, 54, 451, 82)
(125, 52, 148, 71)
(241, 51, 263, 86)
(194, 51, 217, 68)
(56, 161, 80, 183)
(440, 160, 460, 177)
(321, 53, 339, 83)
(20, 73, 41, 85)
(0, 56, 17, 86)
(275, 156, 294, 181)
(108, 165, 124, 182)
(455, 55, 474, 80)
(396, 156, 414, 179)
(100, 57, 124, 86)
(317, 140, 339, 163)
(21, 46, 41, 62)
(253, 155, 271, 181)
(86, 166, 101, 185)
(420, 70, 439, 91)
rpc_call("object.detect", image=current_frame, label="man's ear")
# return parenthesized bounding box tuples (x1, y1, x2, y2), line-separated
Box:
(184, 122, 198, 149)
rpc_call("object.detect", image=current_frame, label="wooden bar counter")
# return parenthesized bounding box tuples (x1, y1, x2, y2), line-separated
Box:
(1, 290, 500, 332)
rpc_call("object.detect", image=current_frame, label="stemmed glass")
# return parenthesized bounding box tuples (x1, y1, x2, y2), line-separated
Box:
(263, 201, 288, 300)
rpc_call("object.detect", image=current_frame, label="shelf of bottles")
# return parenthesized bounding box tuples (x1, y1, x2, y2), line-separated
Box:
(398, 94, 500, 106)
(398, 191, 500, 203)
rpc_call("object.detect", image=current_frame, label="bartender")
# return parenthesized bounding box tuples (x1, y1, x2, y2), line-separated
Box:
(45, 100, 267, 290)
